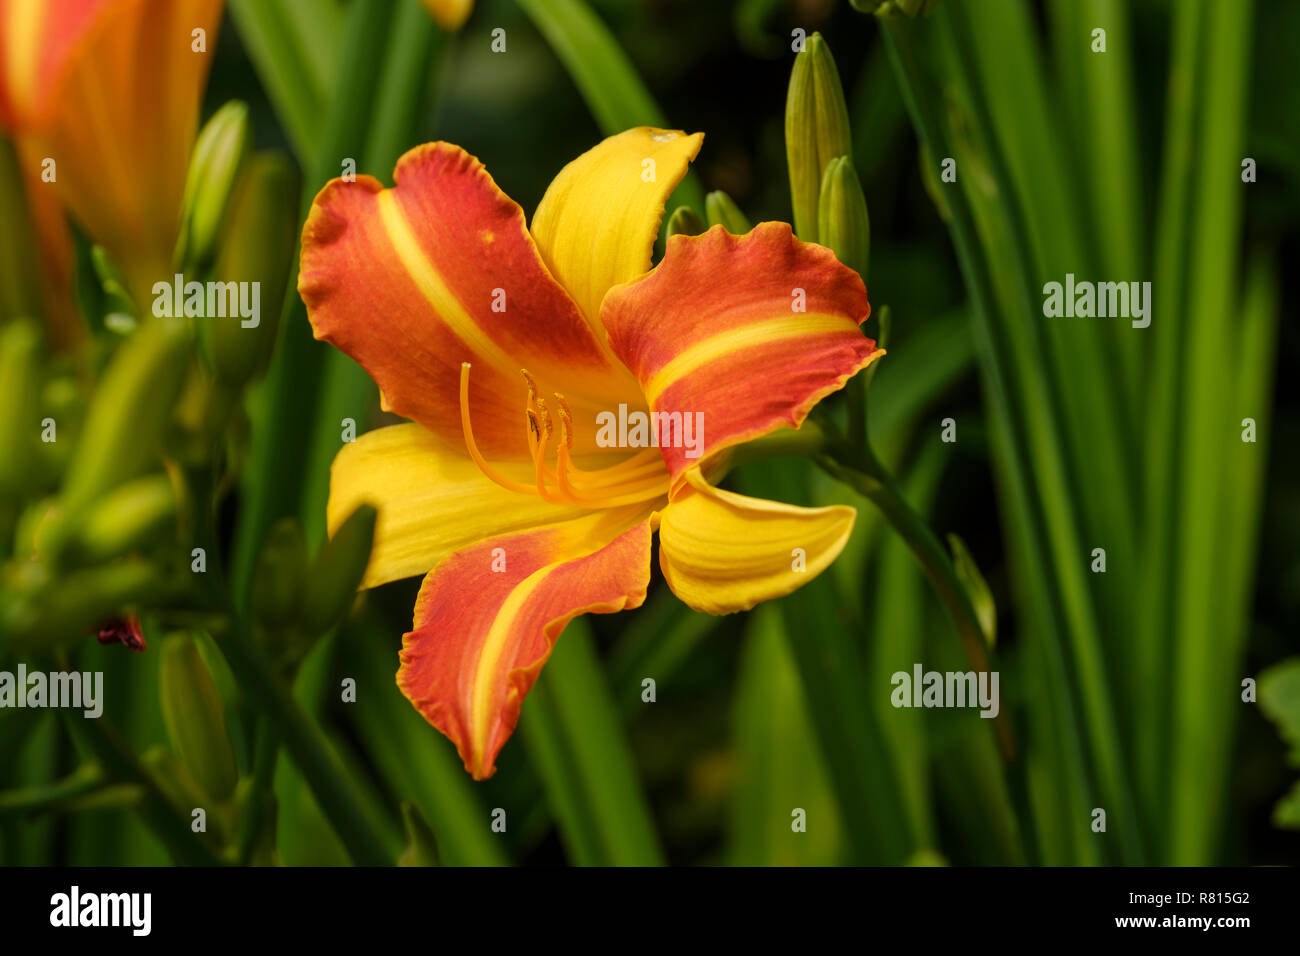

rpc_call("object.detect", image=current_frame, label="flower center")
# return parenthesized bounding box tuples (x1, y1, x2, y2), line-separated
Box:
(459, 363, 669, 509)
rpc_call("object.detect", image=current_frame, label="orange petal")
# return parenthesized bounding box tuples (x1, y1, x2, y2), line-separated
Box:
(299, 142, 639, 461)
(397, 508, 653, 779)
(14, 0, 222, 304)
(602, 222, 881, 483)
(0, 0, 111, 130)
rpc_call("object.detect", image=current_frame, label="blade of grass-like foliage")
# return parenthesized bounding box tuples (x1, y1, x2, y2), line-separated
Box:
(738, 458, 910, 863)
(936, 4, 1144, 863)
(607, 589, 718, 722)
(1218, 260, 1278, 691)
(869, 439, 947, 853)
(879, 10, 1111, 864)
(59, 710, 222, 865)
(1135, 0, 1203, 853)
(521, 620, 665, 865)
(729, 605, 844, 865)
(340, 617, 508, 866)
(516, 0, 705, 214)
(1168, 0, 1259, 860)
(228, 0, 344, 164)
(1046, 0, 1144, 399)
(946, 1, 1137, 584)
(232, 0, 401, 589)
(1, 713, 57, 863)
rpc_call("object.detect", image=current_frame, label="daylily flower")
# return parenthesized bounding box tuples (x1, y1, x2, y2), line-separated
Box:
(0, 0, 223, 307)
(418, 0, 472, 31)
(299, 127, 882, 779)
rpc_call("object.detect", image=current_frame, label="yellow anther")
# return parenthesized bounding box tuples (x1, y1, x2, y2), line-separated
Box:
(533, 395, 553, 439)
(554, 394, 575, 450)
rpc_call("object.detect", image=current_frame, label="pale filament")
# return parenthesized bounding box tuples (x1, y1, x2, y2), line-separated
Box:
(459, 363, 670, 508)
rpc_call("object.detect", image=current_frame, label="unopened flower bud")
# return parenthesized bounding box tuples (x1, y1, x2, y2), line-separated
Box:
(299, 505, 377, 634)
(175, 101, 251, 272)
(704, 191, 752, 235)
(785, 32, 853, 241)
(666, 205, 706, 237)
(210, 152, 299, 385)
(59, 318, 191, 515)
(64, 473, 177, 566)
(817, 156, 871, 280)
(251, 517, 308, 630)
(160, 633, 239, 802)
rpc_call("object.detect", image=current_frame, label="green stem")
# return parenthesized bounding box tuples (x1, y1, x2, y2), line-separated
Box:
(192, 463, 394, 866)
(815, 435, 1014, 758)
(0, 762, 105, 814)
(58, 710, 223, 865)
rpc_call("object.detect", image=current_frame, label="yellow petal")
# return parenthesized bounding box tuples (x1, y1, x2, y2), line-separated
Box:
(658, 469, 855, 614)
(327, 423, 591, 588)
(530, 126, 703, 332)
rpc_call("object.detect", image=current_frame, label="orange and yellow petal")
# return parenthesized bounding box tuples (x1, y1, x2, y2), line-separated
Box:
(327, 423, 592, 589)
(300, 142, 638, 461)
(657, 468, 856, 615)
(530, 126, 703, 335)
(0, 0, 110, 130)
(603, 221, 881, 484)
(418, 0, 472, 31)
(15, 0, 222, 304)
(398, 508, 653, 779)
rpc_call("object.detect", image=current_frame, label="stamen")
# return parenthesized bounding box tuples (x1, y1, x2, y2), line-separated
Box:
(459, 363, 537, 496)
(460, 363, 672, 509)
(554, 394, 575, 450)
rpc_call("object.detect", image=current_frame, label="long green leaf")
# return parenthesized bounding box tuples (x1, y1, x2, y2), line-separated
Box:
(516, 0, 705, 214)
(521, 620, 665, 866)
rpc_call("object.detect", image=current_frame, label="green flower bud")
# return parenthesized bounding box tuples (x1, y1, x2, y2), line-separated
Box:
(141, 746, 220, 836)
(785, 32, 853, 241)
(59, 318, 191, 515)
(251, 517, 307, 630)
(0, 320, 43, 498)
(398, 801, 440, 867)
(299, 505, 377, 635)
(666, 204, 706, 237)
(816, 156, 871, 280)
(210, 152, 299, 385)
(175, 101, 251, 272)
(63, 473, 177, 566)
(160, 633, 239, 803)
(704, 190, 752, 235)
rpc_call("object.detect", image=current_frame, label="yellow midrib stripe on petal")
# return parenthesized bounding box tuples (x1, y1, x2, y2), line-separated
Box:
(469, 562, 559, 763)
(644, 314, 860, 406)
(6, 0, 43, 120)
(376, 189, 519, 380)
